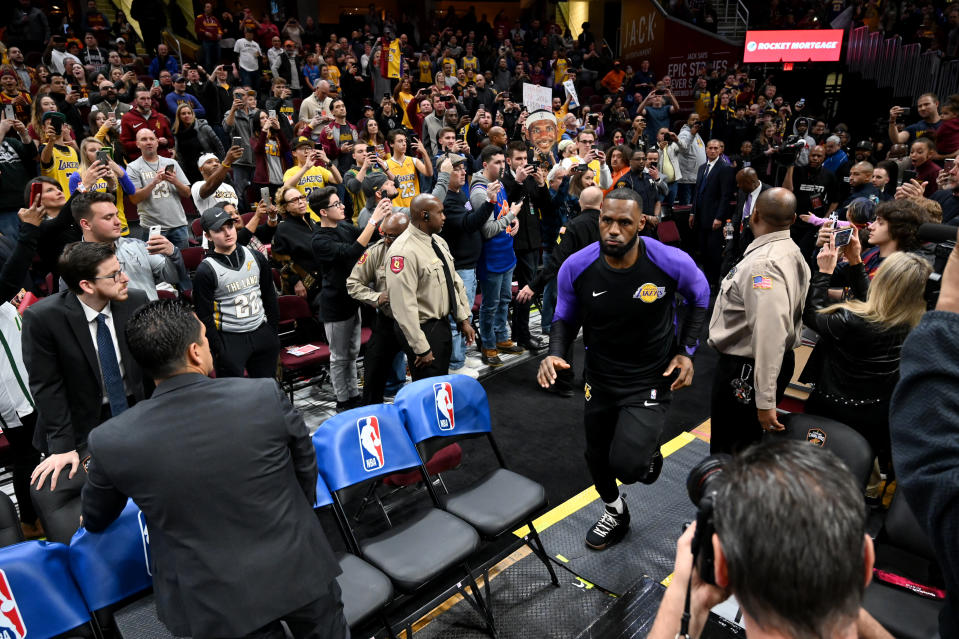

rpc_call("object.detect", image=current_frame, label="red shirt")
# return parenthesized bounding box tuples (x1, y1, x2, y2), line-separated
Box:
(935, 117, 959, 156)
(120, 109, 173, 160)
(0, 91, 31, 125)
(194, 14, 222, 42)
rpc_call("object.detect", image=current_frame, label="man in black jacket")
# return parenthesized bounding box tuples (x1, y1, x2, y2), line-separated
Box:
(689, 138, 735, 285)
(81, 299, 347, 639)
(503, 141, 551, 352)
(441, 153, 496, 375)
(720, 167, 770, 277)
(25, 242, 148, 492)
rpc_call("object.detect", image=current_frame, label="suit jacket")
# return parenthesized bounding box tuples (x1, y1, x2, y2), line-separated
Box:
(691, 159, 735, 229)
(22, 289, 149, 455)
(501, 168, 551, 252)
(720, 182, 772, 276)
(81, 374, 341, 639)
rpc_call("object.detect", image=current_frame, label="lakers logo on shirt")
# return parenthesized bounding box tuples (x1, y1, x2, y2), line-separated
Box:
(634, 283, 666, 303)
(584, 382, 592, 402)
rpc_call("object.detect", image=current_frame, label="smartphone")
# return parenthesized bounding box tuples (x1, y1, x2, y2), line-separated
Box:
(655, 89, 666, 95)
(902, 169, 917, 183)
(367, 145, 376, 153)
(260, 186, 270, 203)
(148, 225, 162, 238)
(152, 79, 159, 89)
(164, 165, 176, 175)
(833, 227, 853, 247)
(232, 136, 243, 148)
(122, 64, 134, 73)
(900, 107, 911, 116)
(268, 109, 276, 119)
(3, 105, 13, 120)
(96, 148, 111, 165)
(110, 110, 117, 120)
(29, 181, 43, 206)
(499, 164, 505, 180)
(945, 158, 955, 170)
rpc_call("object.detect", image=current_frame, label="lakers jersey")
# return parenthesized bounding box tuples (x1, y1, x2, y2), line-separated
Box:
(42, 145, 80, 194)
(282, 164, 332, 222)
(207, 246, 265, 333)
(418, 59, 433, 84)
(461, 56, 479, 74)
(387, 155, 419, 209)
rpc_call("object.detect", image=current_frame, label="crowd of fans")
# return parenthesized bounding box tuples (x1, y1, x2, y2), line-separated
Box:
(668, 0, 959, 58)
(1, 1, 959, 635)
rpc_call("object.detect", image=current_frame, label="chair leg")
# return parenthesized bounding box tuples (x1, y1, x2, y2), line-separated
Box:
(526, 523, 560, 587)
(458, 563, 497, 638)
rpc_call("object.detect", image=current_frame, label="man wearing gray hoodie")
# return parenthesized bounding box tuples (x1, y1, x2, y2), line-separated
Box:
(676, 113, 707, 205)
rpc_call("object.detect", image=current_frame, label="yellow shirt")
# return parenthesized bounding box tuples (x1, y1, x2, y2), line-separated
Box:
(461, 55, 479, 74)
(442, 57, 457, 74)
(283, 164, 333, 221)
(41, 144, 80, 194)
(326, 65, 341, 91)
(418, 59, 433, 84)
(387, 155, 419, 209)
(553, 58, 568, 86)
(398, 90, 414, 128)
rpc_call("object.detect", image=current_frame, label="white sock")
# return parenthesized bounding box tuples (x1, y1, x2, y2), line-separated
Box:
(605, 496, 624, 514)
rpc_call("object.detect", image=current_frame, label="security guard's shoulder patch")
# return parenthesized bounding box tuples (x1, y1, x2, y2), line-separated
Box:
(752, 274, 772, 289)
(357, 251, 368, 265)
(390, 256, 405, 273)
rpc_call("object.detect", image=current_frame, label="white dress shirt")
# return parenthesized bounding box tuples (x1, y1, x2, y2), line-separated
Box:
(78, 298, 129, 402)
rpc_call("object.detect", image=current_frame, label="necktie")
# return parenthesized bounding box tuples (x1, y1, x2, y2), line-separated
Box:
(699, 163, 711, 192)
(96, 313, 128, 417)
(431, 238, 457, 319)
(743, 192, 753, 219)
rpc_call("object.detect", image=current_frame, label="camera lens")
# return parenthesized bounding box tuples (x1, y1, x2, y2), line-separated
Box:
(686, 454, 731, 506)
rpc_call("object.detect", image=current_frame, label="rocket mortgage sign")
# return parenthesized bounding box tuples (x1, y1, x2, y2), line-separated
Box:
(743, 30, 844, 63)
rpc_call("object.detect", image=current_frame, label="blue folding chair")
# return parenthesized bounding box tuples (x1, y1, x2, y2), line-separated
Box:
(314, 474, 394, 633)
(0, 540, 95, 638)
(395, 374, 559, 590)
(312, 403, 496, 637)
(68, 499, 165, 637)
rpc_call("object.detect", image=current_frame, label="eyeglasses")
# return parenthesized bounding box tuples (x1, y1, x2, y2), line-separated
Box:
(285, 195, 306, 204)
(90, 265, 125, 283)
(326, 201, 345, 209)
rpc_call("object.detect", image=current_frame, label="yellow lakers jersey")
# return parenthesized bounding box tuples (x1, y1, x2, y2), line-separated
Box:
(418, 59, 432, 84)
(283, 165, 332, 222)
(387, 155, 419, 209)
(461, 55, 479, 74)
(42, 145, 80, 194)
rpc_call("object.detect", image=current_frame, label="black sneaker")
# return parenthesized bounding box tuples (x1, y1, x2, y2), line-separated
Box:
(640, 451, 664, 485)
(585, 499, 630, 550)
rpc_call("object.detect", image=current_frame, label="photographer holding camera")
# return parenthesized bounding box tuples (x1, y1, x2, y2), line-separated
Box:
(648, 440, 892, 639)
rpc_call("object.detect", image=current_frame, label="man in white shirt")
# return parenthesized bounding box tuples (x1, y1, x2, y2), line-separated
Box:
(192, 149, 243, 213)
(298, 80, 332, 122)
(233, 27, 262, 89)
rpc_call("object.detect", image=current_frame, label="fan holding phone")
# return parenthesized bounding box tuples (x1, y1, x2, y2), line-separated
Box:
(70, 139, 137, 235)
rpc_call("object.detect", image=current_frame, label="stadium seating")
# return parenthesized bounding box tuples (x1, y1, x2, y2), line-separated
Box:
(277, 295, 331, 402)
(0, 493, 24, 548)
(771, 413, 874, 490)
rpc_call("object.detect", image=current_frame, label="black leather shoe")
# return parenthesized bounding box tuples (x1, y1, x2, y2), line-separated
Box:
(518, 336, 547, 352)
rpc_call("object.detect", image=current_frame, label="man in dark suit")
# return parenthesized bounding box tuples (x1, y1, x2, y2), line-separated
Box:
(689, 138, 735, 284)
(720, 167, 771, 277)
(25, 241, 148, 492)
(81, 299, 347, 639)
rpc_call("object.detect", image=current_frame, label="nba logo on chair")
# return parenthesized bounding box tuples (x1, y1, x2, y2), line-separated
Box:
(0, 569, 26, 639)
(358, 416, 385, 471)
(433, 382, 455, 431)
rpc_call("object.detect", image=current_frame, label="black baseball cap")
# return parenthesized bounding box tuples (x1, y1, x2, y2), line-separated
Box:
(201, 206, 232, 232)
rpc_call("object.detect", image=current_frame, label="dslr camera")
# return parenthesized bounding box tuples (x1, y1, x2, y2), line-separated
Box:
(775, 134, 807, 166)
(686, 453, 732, 584)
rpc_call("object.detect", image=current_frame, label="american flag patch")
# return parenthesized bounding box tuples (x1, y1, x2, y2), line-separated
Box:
(752, 275, 772, 289)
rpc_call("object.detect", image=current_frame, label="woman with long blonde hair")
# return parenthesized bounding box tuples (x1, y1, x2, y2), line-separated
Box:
(803, 244, 930, 499)
(68, 137, 136, 235)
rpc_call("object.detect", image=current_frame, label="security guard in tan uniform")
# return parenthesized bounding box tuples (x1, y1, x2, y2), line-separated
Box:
(386, 193, 476, 380)
(347, 211, 410, 403)
(708, 187, 810, 454)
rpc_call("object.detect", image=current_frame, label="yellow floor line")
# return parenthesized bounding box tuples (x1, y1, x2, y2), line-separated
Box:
(513, 430, 697, 538)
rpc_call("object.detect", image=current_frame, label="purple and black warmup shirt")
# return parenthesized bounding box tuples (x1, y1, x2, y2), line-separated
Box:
(552, 238, 710, 389)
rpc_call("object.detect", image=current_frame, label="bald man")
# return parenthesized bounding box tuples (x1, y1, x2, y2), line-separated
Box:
(836, 161, 884, 219)
(385, 194, 475, 380)
(720, 167, 770, 277)
(348, 212, 411, 403)
(708, 187, 810, 454)
(487, 126, 508, 149)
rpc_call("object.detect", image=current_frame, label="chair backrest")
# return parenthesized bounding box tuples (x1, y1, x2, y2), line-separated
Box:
(884, 491, 936, 560)
(181, 246, 206, 272)
(30, 470, 83, 544)
(68, 499, 153, 612)
(312, 404, 422, 492)
(772, 413, 874, 489)
(394, 374, 492, 445)
(0, 493, 23, 549)
(0, 540, 91, 637)
(314, 468, 333, 509)
(278, 295, 313, 322)
(190, 218, 204, 240)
